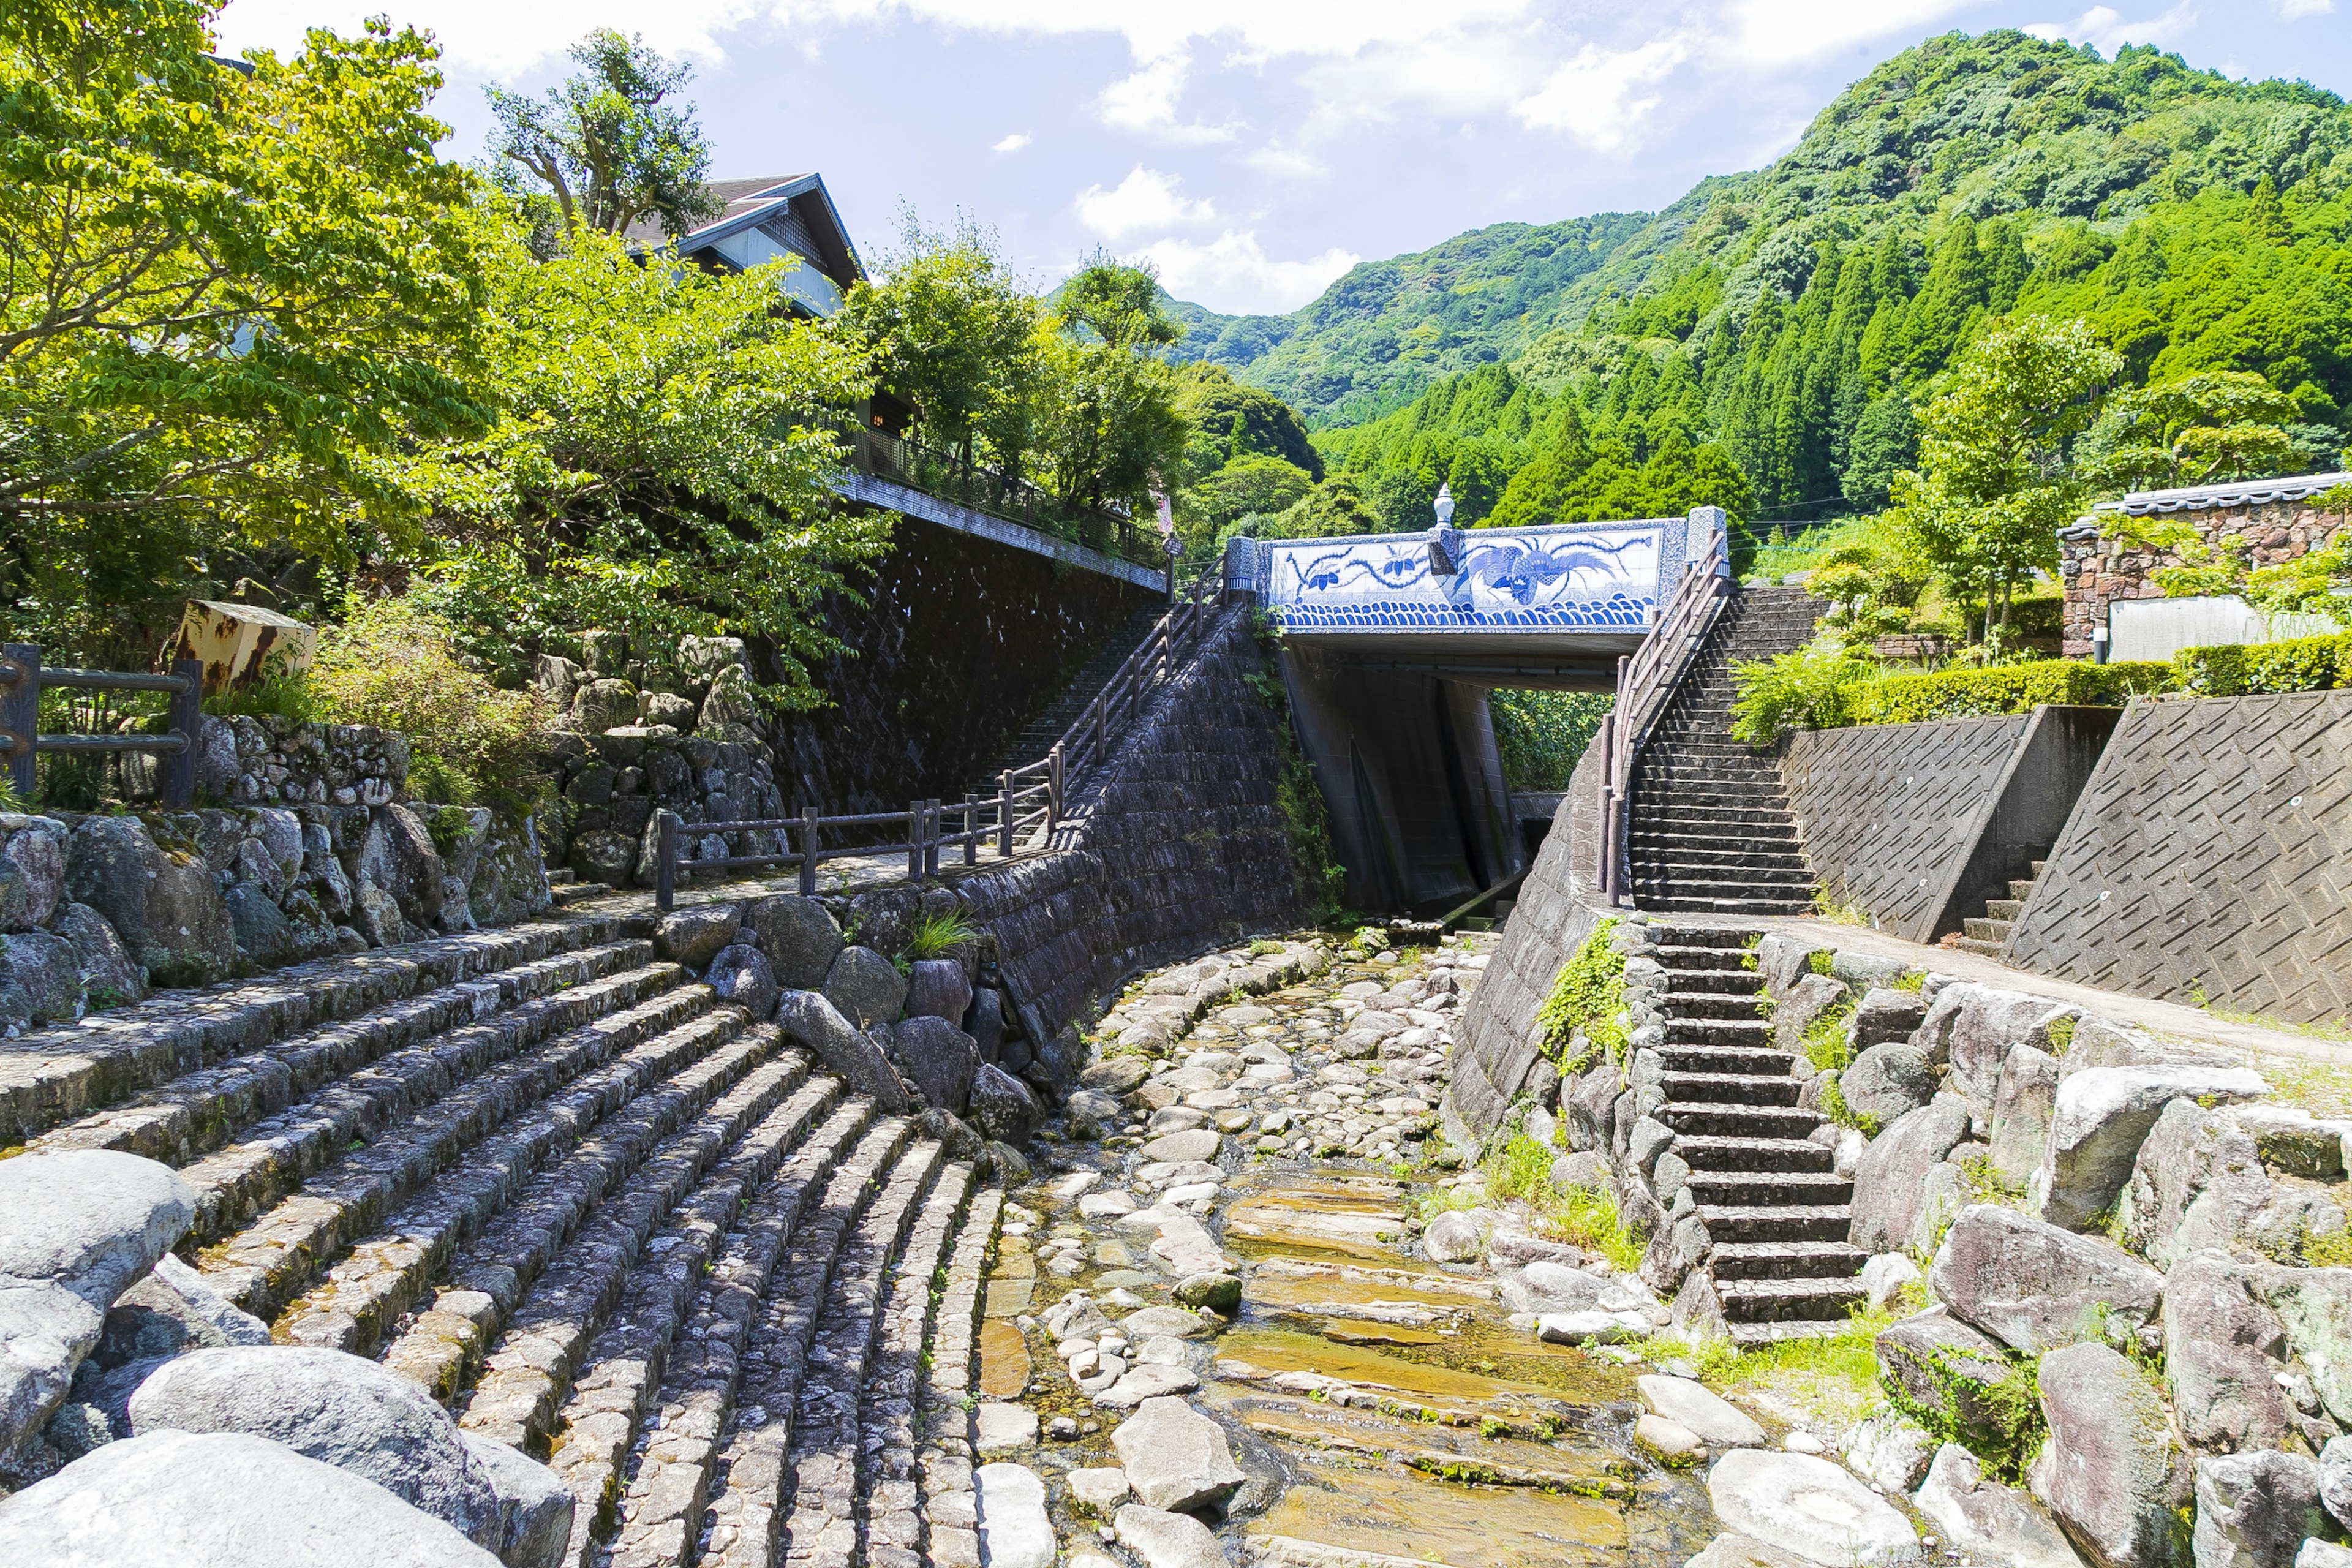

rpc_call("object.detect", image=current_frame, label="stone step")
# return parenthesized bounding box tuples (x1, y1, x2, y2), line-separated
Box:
(1717, 1275, 1868, 1323)
(1662, 1017, 1772, 1047)
(1659, 1072, 1800, 1107)
(543, 1098, 875, 1568)
(552, 882, 616, 907)
(1659, 1102, 1823, 1141)
(1626, 841, 1809, 869)
(1652, 925, 1762, 949)
(775, 1136, 951, 1568)
(193, 978, 717, 1321)
(0, 913, 630, 1146)
(1652, 944, 1763, 973)
(1657, 974, 1766, 1004)
(1695, 1204, 1853, 1243)
(2008, 880, 2038, 902)
(1708, 1240, 1868, 1281)
(913, 1188, 1004, 1568)
(1963, 917, 2015, 943)
(1658, 992, 1767, 1022)
(1727, 1317, 1855, 1349)
(1672, 1135, 1835, 1174)
(2031, 859, 2047, 878)
(1985, 899, 2026, 921)
(1632, 869, 1815, 894)
(26, 938, 662, 1167)
(1636, 805, 1799, 827)
(1955, 937, 2008, 959)
(1684, 1170, 1854, 1208)
(1658, 1046, 1791, 1077)
(698, 1116, 922, 1568)
(1638, 894, 1817, 916)
(855, 1165, 979, 1568)
(273, 1011, 772, 1356)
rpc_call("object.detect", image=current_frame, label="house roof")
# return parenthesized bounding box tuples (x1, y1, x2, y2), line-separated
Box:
(2092, 470, 2351, 518)
(622, 174, 864, 290)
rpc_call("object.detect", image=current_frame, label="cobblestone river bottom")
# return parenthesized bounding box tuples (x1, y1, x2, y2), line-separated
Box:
(964, 932, 1720, 1568)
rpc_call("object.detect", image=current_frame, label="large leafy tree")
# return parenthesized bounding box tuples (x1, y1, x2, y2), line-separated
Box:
(393, 221, 891, 706)
(0, 0, 496, 657)
(1892, 315, 2120, 643)
(483, 30, 718, 242)
(2084, 371, 2301, 491)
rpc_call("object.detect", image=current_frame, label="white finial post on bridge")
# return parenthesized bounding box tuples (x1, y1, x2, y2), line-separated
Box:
(1688, 504, 1730, 580)
(1427, 483, 1463, 576)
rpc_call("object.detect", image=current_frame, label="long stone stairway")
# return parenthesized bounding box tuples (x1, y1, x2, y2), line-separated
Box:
(4, 908, 1004, 1568)
(1627, 586, 1823, 916)
(967, 600, 1169, 796)
(1649, 925, 1864, 1346)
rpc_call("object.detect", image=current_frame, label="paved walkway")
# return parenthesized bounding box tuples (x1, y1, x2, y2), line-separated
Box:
(561, 834, 1055, 916)
(1747, 913, 2350, 1072)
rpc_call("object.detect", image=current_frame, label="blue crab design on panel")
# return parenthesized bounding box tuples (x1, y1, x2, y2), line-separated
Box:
(1267, 524, 1660, 631)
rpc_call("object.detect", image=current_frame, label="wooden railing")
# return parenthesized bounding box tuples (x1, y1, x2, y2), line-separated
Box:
(1597, 511, 1733, 903)
(0, 644, 203, 808)
(843, 426, 1169, 571)
(651, 573, 1226, 909)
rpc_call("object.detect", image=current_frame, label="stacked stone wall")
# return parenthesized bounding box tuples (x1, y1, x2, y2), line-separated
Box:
(2059, 494, 2351, 658)
(952, 607, 1303, 1047)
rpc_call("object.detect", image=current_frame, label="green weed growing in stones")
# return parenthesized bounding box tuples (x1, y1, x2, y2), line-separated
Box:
(1891, 969, 1926, 993)
(1535, 919, 1625, 1074)
(1802, 1000, 1855, 1073)
(1882, 1340, 2045, 1483)
(1483, 1129, 1642, 1272)
(2045, 1016, 2077, 1054)
(1808, 950, 1836, 978)
(907, 910, 976, 960)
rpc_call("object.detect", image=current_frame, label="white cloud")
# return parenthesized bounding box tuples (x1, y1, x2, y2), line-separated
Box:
(1075, 167, 1218, 238)
(992, 132, 1033, 153)
(1715, 0, 1980, 67)
(1095, 55, 1238, 142)
(2277, 0, 2333, 17)
(1243, 142, 1327, 179)
(1513, 37, 1694, 150)
(1136, 230, 1360, 314)
(2023, 2, 2200, 49)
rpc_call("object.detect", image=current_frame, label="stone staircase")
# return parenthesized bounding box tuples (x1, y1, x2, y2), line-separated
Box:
(1954, 860, 2046, 959)
(1650, 925, 1864, 1347)
(1627, 586, 1823, 916)
(3, 910, 1004, 1568)
(967, 600, 1170, 796)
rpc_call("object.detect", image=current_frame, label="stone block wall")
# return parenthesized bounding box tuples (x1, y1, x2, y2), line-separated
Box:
(951, 606, 1304, 1050)
(2005, 690, 2352, 1023)
(2059, 489, 2351, 659)
(536, 727, 786, 891)
(121, 715, 409, 810)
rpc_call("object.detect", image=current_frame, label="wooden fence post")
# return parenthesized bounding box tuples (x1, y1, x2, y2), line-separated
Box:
(160, 658, 201, 809)
(924, 797, 940, 876)
(799, 807, 819, 895)
(1047, 744, 1063, 843)
(1, 644, 36, 801)
(998, 771, 1014, 858)
(962, 794, 979, 866)
(906, 801, 922, 880)
(655, 810, 678, 911)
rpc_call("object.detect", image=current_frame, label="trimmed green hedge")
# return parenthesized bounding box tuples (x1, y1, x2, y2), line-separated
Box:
(1838, 633, 2352, 726)
(1845, 660, 2173, 725)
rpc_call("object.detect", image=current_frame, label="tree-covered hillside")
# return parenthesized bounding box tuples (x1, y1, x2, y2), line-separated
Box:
(1175, 31, 2352, 526)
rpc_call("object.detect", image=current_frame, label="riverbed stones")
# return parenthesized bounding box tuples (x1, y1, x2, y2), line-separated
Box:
(973, 1402, 1039, 1455)
(1114, 1504, 1227, 1568)
(976, 1461, 1054, 1568)
(743, 895, 841, 987)
(1112, 1396, 1243, 1512)
(2193, 1450, 2332, 1568)
(1420, 1210, 1488, 1262)
(1687, 1534, 1817, 1568)
(127, 1346, 505, 1549)
(1640, 1375, 1764, 1447)
(1137, 1129, 1223, 1164)
(1705, 1449, 1919, 1566)
(2038, 1066, 2271, 1231)
(1068, 1466, 1131, 1512)
(1914, 1443, 2087, 1568)
(1845, 1411, 1936, 1493)
(1852, 1096, 1971, 1253)
(2029, 1341, 2188, 1568)
(0, 1429, 504, 1567)
(1093, 1364, 1201, 1409)
(1929, 1205, 2163, 1354)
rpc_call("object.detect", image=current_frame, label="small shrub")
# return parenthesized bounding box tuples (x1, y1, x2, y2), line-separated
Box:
(1802, 1000, 1854, 1072)
(2171, 633, 2352, 696)
(1845, 658, 2173, 725)
(907, 910, 977, 960)
(1483, 1130, 1642, 1272)
(1728, 643, 1878, 745)
(1807, 950, 1836, 978)
(1534, 919, 1626, 1073)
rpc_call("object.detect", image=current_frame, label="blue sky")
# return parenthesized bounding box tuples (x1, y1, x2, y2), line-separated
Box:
(214, 0, 2350, 315)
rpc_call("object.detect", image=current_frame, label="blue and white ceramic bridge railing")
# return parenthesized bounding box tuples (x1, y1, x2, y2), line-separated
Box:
(1223, 506, 1728, 640)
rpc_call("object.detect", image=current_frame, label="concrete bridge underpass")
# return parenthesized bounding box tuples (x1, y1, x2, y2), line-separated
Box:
(1224, 506, 1730, 916)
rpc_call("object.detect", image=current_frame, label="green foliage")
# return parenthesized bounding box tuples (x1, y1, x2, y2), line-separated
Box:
(1728, 644, 1879, 745)
(1844, 658, 2174, 724)
(1172, 363, 1322, 478)
(1816, 1072, 1878, 1137)
(2171, 633, 2352, 695)
(906, 910, 977, 960)
(1803, 999, 1855, 1074)
(1483, 1128, 1642, 1272)
(1534, 921, 1626, 1074)
(1489, 690, 1613, 791)
(1880, 1340, 2046, 1484)
(2082, 371, 2303, 491)
(482, 29, 718, 243)
(1808, 951, 1836, 976)
(0, 1, 497, 664)
(1245, 654, 1348, 922)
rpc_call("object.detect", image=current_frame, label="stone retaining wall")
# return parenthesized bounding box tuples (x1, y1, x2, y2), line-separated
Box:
(2005, 690, 2352, 1023)
(951, 606, 1304, 1051)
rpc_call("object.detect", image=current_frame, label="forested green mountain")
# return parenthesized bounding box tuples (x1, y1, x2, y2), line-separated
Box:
(1173, 30, 2352, 526)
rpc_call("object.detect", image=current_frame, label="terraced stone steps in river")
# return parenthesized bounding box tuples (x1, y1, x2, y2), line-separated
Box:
(1650, 925, 1864, 1346)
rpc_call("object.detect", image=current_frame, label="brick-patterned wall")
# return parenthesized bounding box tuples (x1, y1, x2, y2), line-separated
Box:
(952, 606, 1304, 1042)
(1781, 715, 2031, 942)
(2059, 497, 2351, 659)
(2005, 691, 2352, 1024)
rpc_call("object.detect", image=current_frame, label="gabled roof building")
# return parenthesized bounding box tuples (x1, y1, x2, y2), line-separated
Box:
(624, 175, 864, 317)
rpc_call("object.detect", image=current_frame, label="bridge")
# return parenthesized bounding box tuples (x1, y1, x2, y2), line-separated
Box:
(1225, 506, 1730, 914)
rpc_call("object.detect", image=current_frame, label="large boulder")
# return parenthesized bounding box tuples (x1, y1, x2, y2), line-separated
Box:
(1929, 1205, 2163, 1355)
(1918, 984, 2076, 1123)
(974, 1461, 1054, 1568)
(568, 830, 638, 889)
(2124, 1101, 2275, 1270)
(1875, 1307, 2034, 1468)
(1916, 1442, 2090, 1568)
(1638, 1374, 1763, 1447)
(1109, 1396, 1243, 1512)
(1991, 1044, 2061, 1191)
(968, 1064, 1042, 1146)
(1850, 1095, 1972, 1254)
(1773, 973, 1849, 1055)
(743, 896, 842, 990)
(2029, 1341, 2191, 1568)
(2193, 1451, 2333, 1568)
(353, 805, 449, 932)
(1705, 1448, 1920, 1566)
(456, 1430, 576, 1568)
(0, 1150, 196, 1314)
(95, 1254, 270, 1366)
(63, 815, 236, 987)
(0, 816, 67, 932)
(1112, 1503, 1227, 1568)
(894, 1016, 979, 1112)
(704, 943, 778, 1022)
(128, 1346, 504, 1549)
(2163, 1253, 2302, 1456)
(1842, 1042, 1936, 1128)
(905, 959, 973, 1023)
(2324, 1438, 2352, 1534)
(2038, 1066, 2271, 1232)
(652, 905, 740, 971)
(845, 888, 919, 960)
(463, 812, 551, 927)
(53, 902, 144, 1008)
(2248, 1267, 2352, 1431)
(0, 929, 83, 1031)
(0, 1428, 504, 1567)
(1757, 932, 1836, 998)
(824, 945, 908, 1028)
(775, 990, 908, 1113)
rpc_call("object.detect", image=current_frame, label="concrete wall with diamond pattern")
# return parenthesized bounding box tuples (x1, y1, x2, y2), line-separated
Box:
(2003, 691, 2352, 1023)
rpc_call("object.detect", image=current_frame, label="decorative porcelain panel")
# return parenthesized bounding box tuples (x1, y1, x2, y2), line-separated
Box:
(1251, 521, 1668, 633)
